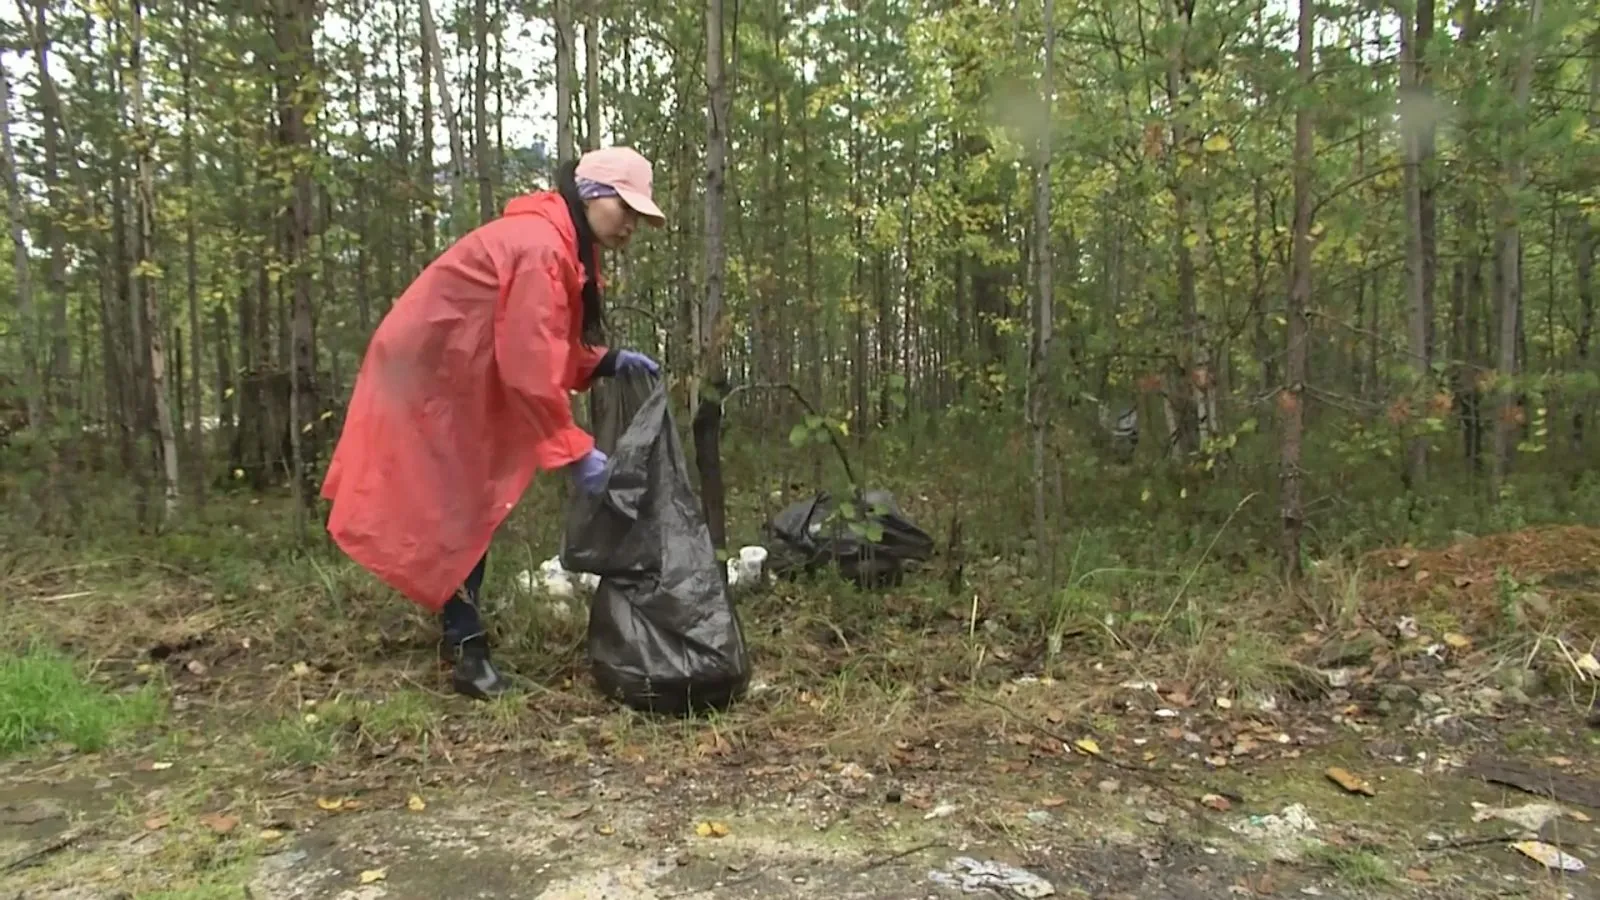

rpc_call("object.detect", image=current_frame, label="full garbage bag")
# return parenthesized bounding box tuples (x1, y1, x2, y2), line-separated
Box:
(763, 489, 934, 588)
(560, 371, 751, 715)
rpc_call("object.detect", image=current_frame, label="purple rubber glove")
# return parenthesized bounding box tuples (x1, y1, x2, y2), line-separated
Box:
(615, 349, 660, 376)
(570, 447, 609, 495)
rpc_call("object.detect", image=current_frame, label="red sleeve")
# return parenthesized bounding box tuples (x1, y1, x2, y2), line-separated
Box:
(495, 262, 595, 472)
(567, 344, 610, 391)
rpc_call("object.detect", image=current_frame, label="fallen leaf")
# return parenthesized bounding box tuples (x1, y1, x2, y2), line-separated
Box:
(359, 868, 388, 884)
(185, 659, 208, 675)
(143, 815, 171, 831)
(1325, 766, 1376, 796)
(694, 821, 730, 838)
(1040, 796, 1068, 808)
(406, 794, 426, 812)
(1443, 632, 1472, 650)
(1569, 810, 1592, 823)
(1215, 697, 1233, 710)
(315, 797, 345, 812)
(1073, 738, 1102, 756)
(1200, 794, 1231, 812)
(291, 661, 312, 677)
(1405, 867, 1431, 882)
(1413, 569, 1431, 583)
(560, 804, 593, 820)
(259, 828, 284, 841)
(1452, 575, 1473, 588)
(1393, 557, 1412, 570)
(595, 823, 615, 836)
(149, 761, 174, 771)
(199, 813, 239, 835)
(341, 799, 364, 811)
(1576, 653, 1600, 678)
(1546, 756, 1574, 767)
(1511, 840, 1586, 872)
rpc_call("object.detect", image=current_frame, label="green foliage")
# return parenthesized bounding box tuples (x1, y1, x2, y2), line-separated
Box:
(0, 645, 165, 755)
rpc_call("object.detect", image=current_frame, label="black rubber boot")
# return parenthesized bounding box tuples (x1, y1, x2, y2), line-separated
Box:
(449, 632, 508, 701)
(440, 585, 507, 701)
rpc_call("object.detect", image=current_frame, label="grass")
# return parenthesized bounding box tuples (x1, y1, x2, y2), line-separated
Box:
(0, 643, 164, 755)
(0, 424, 1596, 897)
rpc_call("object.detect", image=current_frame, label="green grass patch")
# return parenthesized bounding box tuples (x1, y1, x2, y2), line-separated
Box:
(0, 644, 164, 755)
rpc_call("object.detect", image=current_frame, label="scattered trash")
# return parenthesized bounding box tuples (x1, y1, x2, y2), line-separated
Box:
(726, 545, 769, 590)
(1396, 616, 1421, 640)
(1511, 840, 1586, 872)
(1472, 802, 1565, 832)
(924, 803, 959, 820)
(1325, 766, 1376, 797)
(1228, 804, 1319, 862)
(763, 489, 934, 588)
(928, 857, 1056, 897)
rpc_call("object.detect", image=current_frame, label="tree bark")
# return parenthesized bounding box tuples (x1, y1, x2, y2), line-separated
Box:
(1399, 2, 1429, 488)
(474, 0, 495, 222)
(1281, 0, 1314, 580)
(130, 0, 181, 519)
(1491, 0, 1542, 493)
(1030, 0, 1056, 568)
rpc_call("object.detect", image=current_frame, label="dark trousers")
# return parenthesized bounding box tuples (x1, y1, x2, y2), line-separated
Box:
(441, 552, 488, 644)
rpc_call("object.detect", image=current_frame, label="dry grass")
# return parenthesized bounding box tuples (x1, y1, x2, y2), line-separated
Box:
(1363, 526, 1600, 635)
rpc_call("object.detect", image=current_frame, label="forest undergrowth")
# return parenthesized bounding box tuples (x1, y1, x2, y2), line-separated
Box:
(2, 422, 1599, 898)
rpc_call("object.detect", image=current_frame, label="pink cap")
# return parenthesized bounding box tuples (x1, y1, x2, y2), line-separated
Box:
(575, 147, 665, 227)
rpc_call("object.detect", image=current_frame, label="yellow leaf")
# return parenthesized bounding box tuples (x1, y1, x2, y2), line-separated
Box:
(1073, 738, 1101, 756)
(258, 828, 284, 841)
(1442, 632, 1472, 650)
(694, 820, 730, 838)
(407, 795, 426, 812)
(359, 868, 387, 884)
(315, 796, 344, 811)
(1202, 132, 1232, 153)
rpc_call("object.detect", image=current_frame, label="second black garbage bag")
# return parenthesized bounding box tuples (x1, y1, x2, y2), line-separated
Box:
(560, 371, 752, 716)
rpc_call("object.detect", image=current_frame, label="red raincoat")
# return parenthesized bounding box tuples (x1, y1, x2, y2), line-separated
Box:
(321, 191, 609, 613)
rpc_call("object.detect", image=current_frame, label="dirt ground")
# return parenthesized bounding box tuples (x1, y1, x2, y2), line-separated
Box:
(4, 524, 1600, 899)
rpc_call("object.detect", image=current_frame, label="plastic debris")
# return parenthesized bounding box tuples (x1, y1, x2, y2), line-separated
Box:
(1228, 804, 1320, 862)
(1472, 802, 1565, 832)
(928, 857, 1056, 897)
(1511, 840, 1586, 872)
(725, 545, 769, 591)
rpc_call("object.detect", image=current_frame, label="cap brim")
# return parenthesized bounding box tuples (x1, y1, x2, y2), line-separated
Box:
(616, 188, 666, 227)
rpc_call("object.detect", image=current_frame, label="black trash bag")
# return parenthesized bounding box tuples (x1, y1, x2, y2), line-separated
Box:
(762, 489, 934, 588)
(559, 371, 752, 716)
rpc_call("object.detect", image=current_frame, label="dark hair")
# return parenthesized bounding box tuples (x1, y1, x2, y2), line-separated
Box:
(556, 160, 606, 346)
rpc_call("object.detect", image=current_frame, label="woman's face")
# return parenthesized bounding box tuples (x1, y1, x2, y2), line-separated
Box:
(585, 197, 639, 251)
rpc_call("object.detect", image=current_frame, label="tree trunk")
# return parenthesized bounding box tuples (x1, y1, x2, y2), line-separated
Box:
(554, 0, 577, 163)
(419, 0, 467, 217)
(1030, 0, 1056, 571)
(0, 63, 41, 429)
(1281, 0, 1314, 580)
(584, 0, 601, 151)
(696, 0, 731, 546)
(1399, 3, 1429, 488)
(23, 0, 70, 418)
(130, 0, 181, 519)
(474, 0, 495, 222)
(182, 0, 205, 499)
(1491, 0, 1542, 493)
(275, 0, 320, 526)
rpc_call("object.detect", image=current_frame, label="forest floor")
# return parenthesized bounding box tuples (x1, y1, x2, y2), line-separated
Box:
(3, 509, 1600, 900)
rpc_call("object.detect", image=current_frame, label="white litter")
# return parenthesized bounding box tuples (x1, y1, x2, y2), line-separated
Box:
(928, 857, 1055, 897)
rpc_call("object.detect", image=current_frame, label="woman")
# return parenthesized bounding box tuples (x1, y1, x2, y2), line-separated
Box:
(321, 146, 665, 700)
